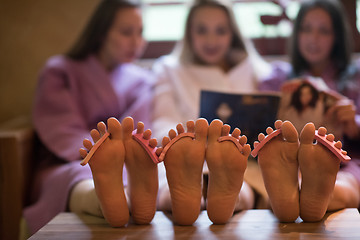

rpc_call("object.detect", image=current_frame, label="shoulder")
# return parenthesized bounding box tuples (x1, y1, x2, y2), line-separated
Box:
(42, 55, 76, 70)
(152, 55, 181, 72)
(119, 63, 155, 84)
(39, 55, 83, 78)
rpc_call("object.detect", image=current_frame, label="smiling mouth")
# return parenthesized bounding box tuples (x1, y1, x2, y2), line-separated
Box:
(203, 48, 220, 56)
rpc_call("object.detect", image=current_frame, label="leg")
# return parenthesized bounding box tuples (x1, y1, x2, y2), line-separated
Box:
(122, 117, 159, 224)
(328, 171, 360, 211)
(206, 120, 250, 224)
(298, 123, 341, 221)
(68, 179, 102, 217)
(80, 117, 129, 227)
(256, 120, 300, 222)
(161, 118, 208, 225)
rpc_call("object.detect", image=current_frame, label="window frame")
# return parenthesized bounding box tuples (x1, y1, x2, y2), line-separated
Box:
(141, 0, 360, 59)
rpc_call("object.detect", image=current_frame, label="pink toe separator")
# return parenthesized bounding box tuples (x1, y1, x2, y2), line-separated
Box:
(251, 129, 281, 157)
(250, 129, 351, 163)
(314, 130, 351, 163)
(132, 130, 160, 164)
(80, 132, 110, 166)
(158, 133, 195, 162)
(218, 136, 243, 152)
(80, 129, 161, 166)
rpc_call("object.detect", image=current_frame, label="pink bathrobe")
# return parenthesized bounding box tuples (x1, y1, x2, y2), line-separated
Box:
(24, 55, 154, 233)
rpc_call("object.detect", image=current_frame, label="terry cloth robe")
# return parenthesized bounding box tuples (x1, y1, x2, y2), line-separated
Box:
(24, 55, 154, 233)
(151, 55, 262, 140)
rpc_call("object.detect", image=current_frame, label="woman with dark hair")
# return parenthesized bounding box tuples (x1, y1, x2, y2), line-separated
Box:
(24, 0, 157, 233)
(290, 0, 351, 77)
(259, 0, 360, 219)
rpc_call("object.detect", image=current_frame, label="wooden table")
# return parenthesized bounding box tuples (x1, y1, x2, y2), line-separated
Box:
(29, 209, 360, 239)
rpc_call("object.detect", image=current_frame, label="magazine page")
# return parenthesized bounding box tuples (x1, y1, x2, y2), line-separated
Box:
(277, 77, 343, 139)
(200, 90, 281, 145)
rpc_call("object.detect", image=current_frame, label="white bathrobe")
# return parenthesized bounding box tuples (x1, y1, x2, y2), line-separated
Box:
(152, 54, 266, 140)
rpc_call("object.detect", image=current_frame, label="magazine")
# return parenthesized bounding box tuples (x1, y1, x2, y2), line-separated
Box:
(199, 90, 281, 145)
(277, 76, 343, 139)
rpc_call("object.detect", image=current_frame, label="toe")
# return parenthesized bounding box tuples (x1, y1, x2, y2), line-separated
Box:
(176, 123, 185, 135)
(97, 121, 107, 135)
(136, 122, 145, 134)
(186, 120, 195, 133)
(258, 133, 266, 142)
(149, 138, 157, 148)
(334, 141, 342, 149)
(299, 122, 315, 145)
(242, 144, 251, 157)
(83, 139, 93, 150)
(318, 127, 327, 136)
(208, 119, 222, 142)
(79, 148, 88, 158)
(162, 136, 170, 147)
(266, 127, 274, 135)
(231, 128, 241, 139)
(122, 117, 135, 140)
(90, 129, 100, 142)
(326, 134, 335, 142)
(168, 129, 177, 139)
(274, 120, 283, 129)
(282, 121, 299, 143)
(143, 129, 151, 140)
(194, 118, 208, 142)
(107, 117, 122, 140)
(221, 124, 231, 136)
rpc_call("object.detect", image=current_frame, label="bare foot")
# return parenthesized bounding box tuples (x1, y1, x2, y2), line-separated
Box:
(298, 123, 341, 222)
(122, 117, 159, 224)
(80, 117, 129, 227)
(256, 120, 300, 222)
(206, 120, 250, 224)
(161, 118, 208, 225)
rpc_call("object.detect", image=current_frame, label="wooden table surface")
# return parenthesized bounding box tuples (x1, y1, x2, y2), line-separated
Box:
(29, 209, 360, 240)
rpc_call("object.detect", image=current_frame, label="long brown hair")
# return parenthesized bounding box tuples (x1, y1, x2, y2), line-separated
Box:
(290, 0, 352, 78)
(175, 0, 249, 67)
(66, 0, 141, 60)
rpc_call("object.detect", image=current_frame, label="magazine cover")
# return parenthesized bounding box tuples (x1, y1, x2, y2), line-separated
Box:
(277, 76, 343, 139)
(200, 90, 281, 145)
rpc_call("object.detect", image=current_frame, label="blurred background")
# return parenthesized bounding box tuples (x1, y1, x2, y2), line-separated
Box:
(1, 0, 359, 124)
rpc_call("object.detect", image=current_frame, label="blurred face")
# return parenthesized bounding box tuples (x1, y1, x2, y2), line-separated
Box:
(190, 6, 233, 66)
(298, 8, 335, 68)
(100, 7, 144, 69)
(300, 86, 313, 107)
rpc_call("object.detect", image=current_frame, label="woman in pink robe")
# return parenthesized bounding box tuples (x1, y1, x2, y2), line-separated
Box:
(259, 0, 360, 210)
(24, 0, 154, 234)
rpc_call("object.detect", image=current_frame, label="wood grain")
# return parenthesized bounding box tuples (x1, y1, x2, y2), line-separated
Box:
(29, 209, 360, 240)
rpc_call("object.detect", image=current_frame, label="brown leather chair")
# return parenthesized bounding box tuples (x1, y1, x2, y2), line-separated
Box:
(0, 117, 35, 240)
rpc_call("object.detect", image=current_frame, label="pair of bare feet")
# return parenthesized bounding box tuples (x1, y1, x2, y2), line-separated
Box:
(160, 118, 251, 225)
(80, 117, 159, 227)
(81, 117, 251, 226)
(254, 120, 343, 222)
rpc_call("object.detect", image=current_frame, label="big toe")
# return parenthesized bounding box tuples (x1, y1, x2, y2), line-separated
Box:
(281, 121, 299, 143)
(195, 118, 209, 142)
(107, 117, 122, 140)
(122, 116, 135, 140)
(207, 119, 222, 142)
(300, 122, 316, 145)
